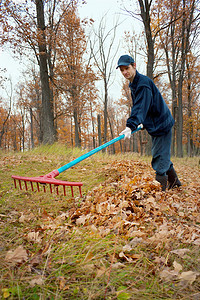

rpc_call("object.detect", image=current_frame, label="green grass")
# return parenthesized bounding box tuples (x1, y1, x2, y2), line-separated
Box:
(0, 145, 200, 299)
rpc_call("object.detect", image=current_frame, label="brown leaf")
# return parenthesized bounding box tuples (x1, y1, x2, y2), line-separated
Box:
(178, 271, 199, 285)
(128, 253, 141, 260)
(26, 231, 42, 243)
(159, 268, 178, 281)
(29, 275, 44, 287)
(193, 238, 200, 246)
(127, 229, 145, 238)
(95, 266, 108, 278)
(170, 248, 190, 257)
(122, 244, 132, 252)
(173, 260, 183, 273)
(76, 214, 87, 225)
(5, 245, 28, 264)
(57, 276, 70, 290)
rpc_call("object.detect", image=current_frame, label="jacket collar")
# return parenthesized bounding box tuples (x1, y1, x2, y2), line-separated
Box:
(129, 70, 140, 89)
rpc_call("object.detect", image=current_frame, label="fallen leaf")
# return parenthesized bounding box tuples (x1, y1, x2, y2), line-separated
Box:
(116, 286, 131, 300)
(129, 253, 141, 260)
(29, 275, 44, 287)
(159, 268, 178, 281)
(29, 254, 42, 266)
(129, 237, 143, 247)
(122, 244, 132, 252)
(154, 256, 166, 265)
(193, 238, 200, 246)
(127, 229, 145, 238)
(5, 245, 28, 264)
(178, 271, 199, 285)
(27, 231, 42, 243)
(76, 215, 87, 225)
(170, 248, 190, 257)
(2, 288, 10, 298)
(112, 262, 125, 269)
(58, 276, 65, 290)
(57, 276, 69, 290)
(19, 214, 26, 223)
(55, 213, 69, 222)
(95, 266, 108, 278)
(173, 261, 183, 273)
(89, 224, 97, 232)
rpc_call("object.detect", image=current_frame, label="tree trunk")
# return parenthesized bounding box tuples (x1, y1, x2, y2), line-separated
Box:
(108, 114, 115, 154)
(145, 134, 152, 155)
(89, 99, 96, 149)
(35, 0, 56, 144)
(30, 107, 34, 149)
(73, 107, 81, 148)
(103, 78, 108, 144)
(70, 117, 73, 147)
(22, 114, 25, 151)
(171, 71, 177, 156)
(132, 133, 138, 153)
(139, 131, 143, 155)
(186, 62, 194, 157)
(138, 0, 154, 156)
(97, 114, 102, 147)
(177, 0, 195, 157)
(138, 0, 154, 80)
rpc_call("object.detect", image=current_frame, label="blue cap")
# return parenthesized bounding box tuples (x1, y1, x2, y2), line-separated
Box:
(116, 55, 135, 69)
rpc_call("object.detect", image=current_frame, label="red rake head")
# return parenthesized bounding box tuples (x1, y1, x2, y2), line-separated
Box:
(12, 170, 83, 197)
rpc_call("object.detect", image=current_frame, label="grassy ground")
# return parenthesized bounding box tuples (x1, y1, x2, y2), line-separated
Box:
(0, 145, 200, 299)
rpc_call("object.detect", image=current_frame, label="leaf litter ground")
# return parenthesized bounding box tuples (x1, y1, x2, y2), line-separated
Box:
(0, 152, 200, 299)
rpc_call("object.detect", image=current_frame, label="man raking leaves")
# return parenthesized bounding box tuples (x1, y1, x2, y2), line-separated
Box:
(117, 55, 181, 191)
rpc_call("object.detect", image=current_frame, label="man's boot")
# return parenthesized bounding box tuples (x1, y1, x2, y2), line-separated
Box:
(166, 167, 182, 189)
(156, 174, 168, 191)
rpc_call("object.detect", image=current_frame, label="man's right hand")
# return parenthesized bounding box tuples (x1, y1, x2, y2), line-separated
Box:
(119, 127, 132, 139)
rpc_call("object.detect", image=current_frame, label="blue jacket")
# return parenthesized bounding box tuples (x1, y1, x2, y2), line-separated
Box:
(126, 71, 174, 136)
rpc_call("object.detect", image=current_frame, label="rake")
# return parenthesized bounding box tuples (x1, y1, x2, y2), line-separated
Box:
(12, 125, 143, 197)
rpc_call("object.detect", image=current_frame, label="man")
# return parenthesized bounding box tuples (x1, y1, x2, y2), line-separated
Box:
(117, 54, 181, 191)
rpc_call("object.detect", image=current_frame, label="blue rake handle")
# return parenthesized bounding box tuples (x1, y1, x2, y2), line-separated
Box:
(57, 125, 143, 174)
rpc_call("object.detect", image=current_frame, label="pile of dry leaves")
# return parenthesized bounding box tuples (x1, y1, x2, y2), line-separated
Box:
(70, 160, 200, 246)
(67, 159, 200, 286)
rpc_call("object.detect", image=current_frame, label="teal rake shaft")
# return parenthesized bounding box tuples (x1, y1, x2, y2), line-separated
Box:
(58, 125, 143, 174)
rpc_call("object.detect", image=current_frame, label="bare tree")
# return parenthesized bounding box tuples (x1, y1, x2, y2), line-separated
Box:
(0, 79, 12, 148)
(90, 15, 119, 143)
(1, 0, 76, 144)
(121, 0, 154, 79)
(156, 0, 199, 156)
(176, 0, 197, 157)
(121, 0, 154, 155)
(35, 0, 57, 144)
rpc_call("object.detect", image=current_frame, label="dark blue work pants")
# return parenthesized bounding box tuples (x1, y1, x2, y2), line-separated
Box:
(151, 129, 173, 176)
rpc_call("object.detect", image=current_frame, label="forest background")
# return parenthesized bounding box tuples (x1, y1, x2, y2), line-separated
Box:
(0, 0, 200, 158)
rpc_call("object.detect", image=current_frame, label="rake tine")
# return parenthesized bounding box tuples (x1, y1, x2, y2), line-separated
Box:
(30, 181, 34, 191)
(63, 186, 66, 196)
(49, 184, 52, 194)
(13, 178, 17, 188)
(71, 186, 74, 197)
(19, 180, 22, 190)
(36, 182, 40, 192)
(79, 186, 82, 198)
(43, 184, 46, 192)
(55, 185, 59, 195)
(24, 181, 28, 191)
